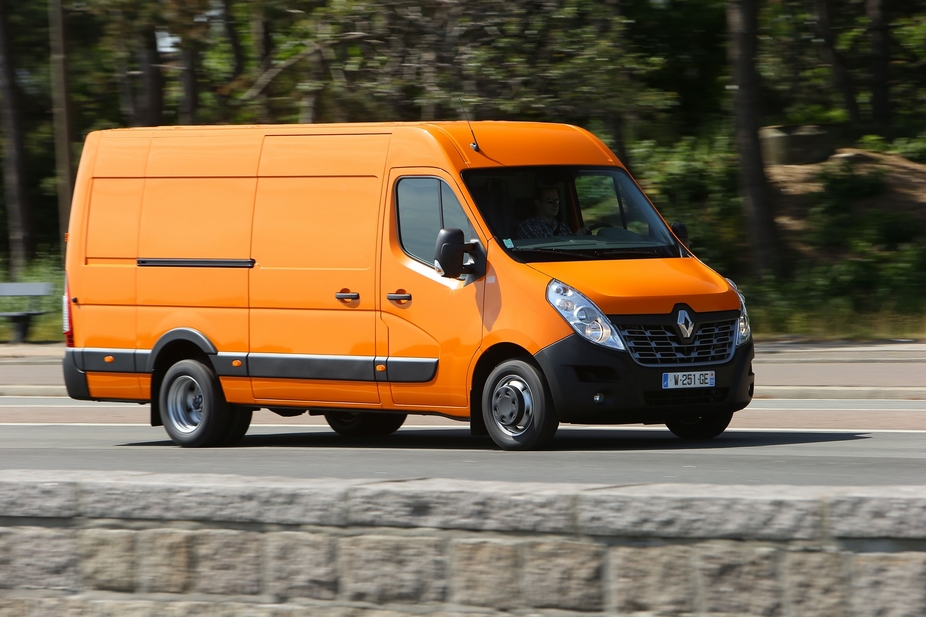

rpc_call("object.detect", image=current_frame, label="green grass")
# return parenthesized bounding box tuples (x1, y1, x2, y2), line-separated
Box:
(750, 307, 926, 341)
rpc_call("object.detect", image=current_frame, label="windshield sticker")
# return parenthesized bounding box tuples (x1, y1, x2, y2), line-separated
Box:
(503, 238, 514, 248)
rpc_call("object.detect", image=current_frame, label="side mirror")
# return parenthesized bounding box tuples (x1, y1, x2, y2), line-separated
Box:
(434, 228, 474, 279)
(671, 222, 689, 246)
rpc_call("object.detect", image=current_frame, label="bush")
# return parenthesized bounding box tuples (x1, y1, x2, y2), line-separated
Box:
(630, 134, 747, 279)
(890, 132, 926, 164)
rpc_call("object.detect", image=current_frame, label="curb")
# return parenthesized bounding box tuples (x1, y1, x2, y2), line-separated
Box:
(756, 386, 926, 400)
(0, 385, 68, 396)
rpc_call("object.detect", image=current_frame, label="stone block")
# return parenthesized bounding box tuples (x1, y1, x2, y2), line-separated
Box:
(578, 484, 822, 540)
(697, 542, 784, 617)
(137, 529, 193, 594)
(339, 535, 446, 603)
(160, 602, 221, 617)
(79, 529, 136, 592)
(849, 553, 926, 617)
(79, 475, 361, 526)
(210, 604, 280, 617)
(522, 540, 605, 611)
(828, 487, 926, 539)
(346, 479, 579, 533)
(0, 528, 12, 589)
(194, 530, 262, 595)
(0, 475, 77, 519)
(266, 532, 337, 600)
(449, 540, 519, 608)
(27, 598, 93, 617)
(89, 600, 160, 617)
(8, 527, 79, 590)
(784, 551, 848, 617)
(0, 598, 28, 617)
(610, 545, 695, 615)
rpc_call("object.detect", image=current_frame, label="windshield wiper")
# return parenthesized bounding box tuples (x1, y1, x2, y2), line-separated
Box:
(594, 247, 668, 257)
(508, 247, 597, 259)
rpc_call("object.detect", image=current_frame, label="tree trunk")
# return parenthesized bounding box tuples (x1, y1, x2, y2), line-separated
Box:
(49, 0, 75, 243)
(223, 0, 245, 81)
(608, 113, 632, 174)
(0, 0, 32, 279)
(252, 10, 273, 122)
(814, 0, 861, 125)
(180, 41, 199, 125)
(866, 0, 890, 125)
(727, 0, 780, 278)
(137, 27, 164, 126)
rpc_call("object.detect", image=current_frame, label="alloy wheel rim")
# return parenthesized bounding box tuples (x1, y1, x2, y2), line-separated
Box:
(167, 375, 204, 434)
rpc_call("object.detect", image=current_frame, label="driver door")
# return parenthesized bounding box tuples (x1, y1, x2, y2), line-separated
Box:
(378, 169, 485, 414)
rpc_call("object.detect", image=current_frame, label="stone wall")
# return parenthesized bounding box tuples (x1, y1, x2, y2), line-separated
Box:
(0, 471, 924, 617)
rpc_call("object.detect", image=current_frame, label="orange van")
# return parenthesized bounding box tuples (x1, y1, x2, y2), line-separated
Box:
(63, 122, 754, 450)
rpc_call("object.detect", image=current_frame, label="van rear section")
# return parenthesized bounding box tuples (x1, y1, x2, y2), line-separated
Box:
(64, 121, 753, 451)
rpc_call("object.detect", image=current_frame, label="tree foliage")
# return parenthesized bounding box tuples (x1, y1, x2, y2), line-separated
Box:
(0, 0, 924, 285)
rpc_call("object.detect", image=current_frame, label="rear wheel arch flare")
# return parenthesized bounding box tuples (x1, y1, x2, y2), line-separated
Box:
(146, 328, 218, 373)
(148, 334, 217, 427)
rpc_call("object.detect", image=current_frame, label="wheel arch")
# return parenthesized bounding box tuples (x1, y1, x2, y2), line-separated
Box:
(468, 342, 537, 434)
(147, 329, 217, 426)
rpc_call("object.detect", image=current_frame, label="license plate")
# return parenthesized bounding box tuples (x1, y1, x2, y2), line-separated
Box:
(662, 371, 715, 389)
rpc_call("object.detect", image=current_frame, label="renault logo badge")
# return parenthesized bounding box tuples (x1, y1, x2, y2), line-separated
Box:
(677, 309, 695, 340)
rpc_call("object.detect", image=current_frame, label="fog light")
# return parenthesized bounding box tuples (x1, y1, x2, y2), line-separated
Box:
(593, 392, 604, 404)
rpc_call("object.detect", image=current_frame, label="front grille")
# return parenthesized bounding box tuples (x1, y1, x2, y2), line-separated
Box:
(615, 319, 737, 366)
(644, 387, 729, 407)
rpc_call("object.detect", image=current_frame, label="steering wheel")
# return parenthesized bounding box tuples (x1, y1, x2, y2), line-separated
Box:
(586, 222, 613, 234)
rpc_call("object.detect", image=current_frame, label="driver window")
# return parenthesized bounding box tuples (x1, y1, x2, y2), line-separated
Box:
(396, 177, 476, 267)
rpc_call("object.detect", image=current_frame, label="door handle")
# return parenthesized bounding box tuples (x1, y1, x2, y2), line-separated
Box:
(387, 292, 412, 302)
(335, 292, 360, 301)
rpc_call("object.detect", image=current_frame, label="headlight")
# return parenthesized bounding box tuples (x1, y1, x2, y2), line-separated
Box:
(546, 280, 625, 351)
(726, 278, 751, 346)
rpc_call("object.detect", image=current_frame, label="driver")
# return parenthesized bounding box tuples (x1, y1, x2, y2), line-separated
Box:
(516, 187, 571, 239)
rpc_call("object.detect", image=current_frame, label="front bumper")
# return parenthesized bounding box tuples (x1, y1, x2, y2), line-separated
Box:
(533, 334, 754, 424)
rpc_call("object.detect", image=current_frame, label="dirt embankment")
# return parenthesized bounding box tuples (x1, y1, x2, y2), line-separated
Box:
(766, 149, 926, 256)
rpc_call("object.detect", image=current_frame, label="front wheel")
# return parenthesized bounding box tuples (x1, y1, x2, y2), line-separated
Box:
(159, 359, 230, 447)
(482, 359, 558, 450)
(665, 411, 733, 440)
(324, 411, 407, 437)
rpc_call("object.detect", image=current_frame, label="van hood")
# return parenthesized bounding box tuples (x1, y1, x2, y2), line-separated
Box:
(527, 258, 740, 315)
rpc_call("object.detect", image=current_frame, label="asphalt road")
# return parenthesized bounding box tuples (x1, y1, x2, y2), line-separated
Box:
(1, 398, 923, 485)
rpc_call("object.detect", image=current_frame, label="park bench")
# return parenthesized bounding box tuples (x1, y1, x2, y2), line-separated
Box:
(0, 282, 53, 343)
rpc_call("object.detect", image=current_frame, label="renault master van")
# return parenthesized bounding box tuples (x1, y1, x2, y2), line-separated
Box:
(63, 122, 754, 450)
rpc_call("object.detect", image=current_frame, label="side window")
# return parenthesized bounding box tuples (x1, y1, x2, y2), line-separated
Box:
(396, 177, 476, 266)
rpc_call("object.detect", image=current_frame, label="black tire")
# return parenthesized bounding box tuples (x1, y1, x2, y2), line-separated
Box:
(482, 359, 558, 450)
(665, 411, 734, 440)
(159, 359, 230, 448)
(218, 407, 253, 446)
(324, 411, 407, 437)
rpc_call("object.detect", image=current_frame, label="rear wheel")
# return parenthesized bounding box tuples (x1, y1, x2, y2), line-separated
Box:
(159, 359, 229, 447)
(324, 411, 407, 437)
(482, 359, 558, 450)
(665, 411, 733, 440)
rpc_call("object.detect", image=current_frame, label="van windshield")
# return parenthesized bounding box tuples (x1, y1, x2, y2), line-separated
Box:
(461, 166, 681, 262)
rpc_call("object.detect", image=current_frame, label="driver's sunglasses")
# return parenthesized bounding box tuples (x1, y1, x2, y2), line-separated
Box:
(543, 198, 560, 204)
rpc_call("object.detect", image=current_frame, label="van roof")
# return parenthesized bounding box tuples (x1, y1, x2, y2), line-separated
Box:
(96, 121, 620, 170)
